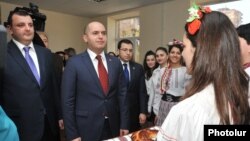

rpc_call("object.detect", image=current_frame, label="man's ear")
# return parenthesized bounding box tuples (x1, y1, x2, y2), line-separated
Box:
(82, 34, 87, 43)
(117, 49, 120, 56)
(7, 25, 13, 35)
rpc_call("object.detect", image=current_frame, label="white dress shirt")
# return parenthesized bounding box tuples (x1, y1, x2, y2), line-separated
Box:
(120, 61, 131, 81)
(13, 39, 40, 76)
(87, 49, 108, 76)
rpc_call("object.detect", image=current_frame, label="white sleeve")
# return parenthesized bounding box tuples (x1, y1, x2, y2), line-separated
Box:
(157, 100, 213, 141)
(147, 78, 154, 113)
(184, 72, 192, 87)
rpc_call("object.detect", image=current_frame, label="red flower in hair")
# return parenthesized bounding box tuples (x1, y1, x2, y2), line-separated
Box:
(186, 4, 212, 35)
(188, 19, 201, 35)
(204, 7, 212, 13)
(198, 10, 203, 19)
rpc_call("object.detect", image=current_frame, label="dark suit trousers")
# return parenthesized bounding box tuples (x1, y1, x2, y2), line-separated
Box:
(100, 119, 113, 140)
(41, 115, 60, 141)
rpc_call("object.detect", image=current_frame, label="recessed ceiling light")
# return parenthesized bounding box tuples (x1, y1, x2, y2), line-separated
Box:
(88, 0, 106, 3)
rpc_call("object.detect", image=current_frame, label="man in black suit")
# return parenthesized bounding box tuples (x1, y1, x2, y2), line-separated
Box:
(61, 21, 129, 141)
(1, 9, 61, 141)
(117, 39, 147, 132)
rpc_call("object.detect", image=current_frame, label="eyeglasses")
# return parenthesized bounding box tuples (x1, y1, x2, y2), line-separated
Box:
(119, 48, 133, 53)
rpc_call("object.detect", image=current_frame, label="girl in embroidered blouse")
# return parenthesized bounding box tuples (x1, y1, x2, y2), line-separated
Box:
(157, 4, 250, 141)
(147, 47, 169, 125)
(156, 39, 190, 126)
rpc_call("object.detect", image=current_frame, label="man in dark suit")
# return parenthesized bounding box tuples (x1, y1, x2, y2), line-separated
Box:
(1, 9, 61, 141)
(61, 21, 129, 141)
(117, 39, 147, 132)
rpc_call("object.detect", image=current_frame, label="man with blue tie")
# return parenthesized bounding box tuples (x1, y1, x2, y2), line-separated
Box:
(61, 21, 129, 141)
(1, 9, 62, 141)
(117, 39, 147, 132)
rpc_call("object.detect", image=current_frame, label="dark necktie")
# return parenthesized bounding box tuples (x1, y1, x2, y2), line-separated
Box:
(23, 47, 40, 85)
(96, 55, 109, 94)
(123, 63, 129, 87)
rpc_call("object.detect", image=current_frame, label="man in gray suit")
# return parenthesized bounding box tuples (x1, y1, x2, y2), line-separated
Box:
(61, 21, 129, 141)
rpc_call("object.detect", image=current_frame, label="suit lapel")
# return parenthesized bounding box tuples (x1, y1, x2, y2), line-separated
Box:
(35, 46, 45, 87)
(8, 41, 40, 86)
(81, 51, 106, 95)
(128, 61, 135, 88)
(106, 54, 114, 93)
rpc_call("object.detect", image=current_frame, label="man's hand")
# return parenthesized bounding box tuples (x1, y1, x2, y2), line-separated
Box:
(72, 137, 81, 141)
(120, 129, 129, 136)
(139, 113, 147, 125)
(58, 119, 64, 130)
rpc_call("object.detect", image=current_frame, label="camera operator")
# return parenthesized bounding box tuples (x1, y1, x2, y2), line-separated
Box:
(1, 7, 61, 141)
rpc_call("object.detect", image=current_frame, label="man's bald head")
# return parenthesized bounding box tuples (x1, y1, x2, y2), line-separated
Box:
(84, 21, 105, 34)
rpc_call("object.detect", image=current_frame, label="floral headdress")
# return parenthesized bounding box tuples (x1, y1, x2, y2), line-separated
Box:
(168, 39, 185, 48)
(186, 3, 211, 35)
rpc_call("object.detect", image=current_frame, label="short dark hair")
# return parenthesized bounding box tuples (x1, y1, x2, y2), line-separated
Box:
(108, 51, 116, 56)
(237, 23, 250, 45)
(117, 39, 133, 49)
(5, 8, 31, 27)
(55, 51, 65, 55)
(64, 47, 76, 57)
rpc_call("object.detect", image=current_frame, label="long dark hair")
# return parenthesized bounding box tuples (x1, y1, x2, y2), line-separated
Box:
(184, 11, 250, 124)
(143, 50, 159, 80)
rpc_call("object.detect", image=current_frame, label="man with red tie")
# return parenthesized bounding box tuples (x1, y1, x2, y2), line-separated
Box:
(61, 21, 129, 141)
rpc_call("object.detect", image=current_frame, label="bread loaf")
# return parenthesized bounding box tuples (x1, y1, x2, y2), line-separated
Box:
(131, 129, 158, 141)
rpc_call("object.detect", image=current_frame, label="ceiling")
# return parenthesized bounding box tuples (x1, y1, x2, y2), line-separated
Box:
(0, 0, 170, 18)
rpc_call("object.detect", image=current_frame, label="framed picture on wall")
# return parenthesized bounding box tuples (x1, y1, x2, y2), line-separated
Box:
(206, 0, 250, 27)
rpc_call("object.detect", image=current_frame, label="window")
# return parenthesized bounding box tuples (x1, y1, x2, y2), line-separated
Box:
(117, 17, 140, 38)
(116, 17, 140, 62)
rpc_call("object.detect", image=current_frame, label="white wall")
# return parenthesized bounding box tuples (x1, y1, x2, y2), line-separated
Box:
(0, 2, 90, 53)
(1, 0, 197, 63)
(91, 0, 189, 63)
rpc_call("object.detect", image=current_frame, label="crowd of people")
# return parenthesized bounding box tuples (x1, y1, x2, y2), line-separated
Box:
(0, 3, 250, 141)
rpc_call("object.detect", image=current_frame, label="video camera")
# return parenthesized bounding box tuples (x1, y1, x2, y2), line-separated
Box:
(4, 3, 46, 31)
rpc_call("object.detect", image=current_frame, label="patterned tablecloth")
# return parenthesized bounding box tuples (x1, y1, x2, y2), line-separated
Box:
(105, 126, 159, 141)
